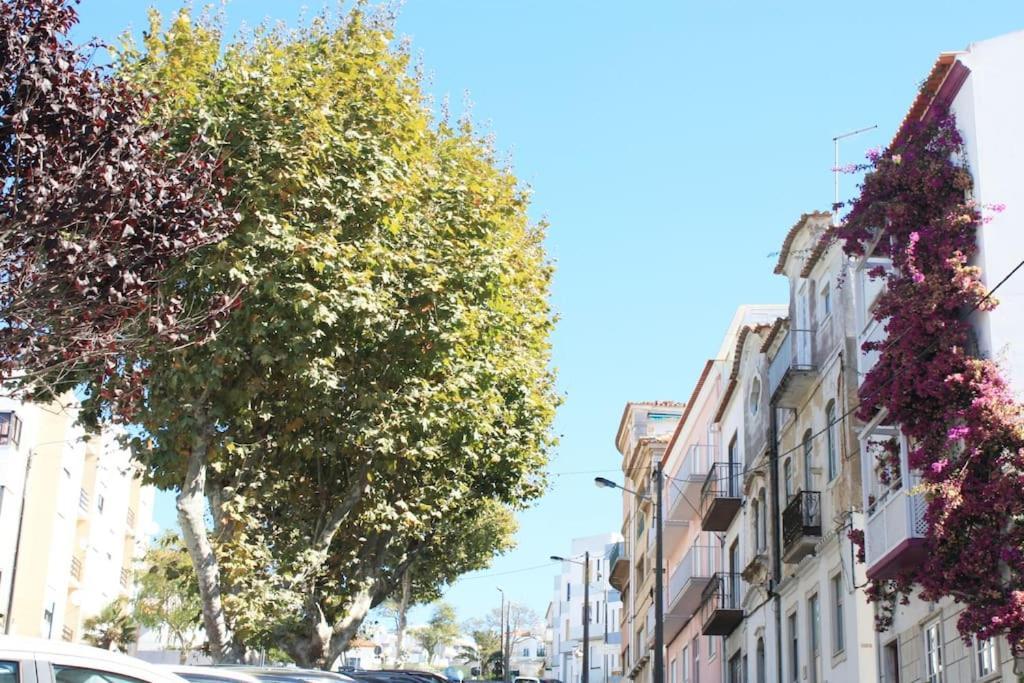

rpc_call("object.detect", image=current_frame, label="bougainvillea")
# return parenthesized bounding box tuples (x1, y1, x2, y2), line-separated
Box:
(0, 0, 237, 405)
(837, 110, 1024, 650)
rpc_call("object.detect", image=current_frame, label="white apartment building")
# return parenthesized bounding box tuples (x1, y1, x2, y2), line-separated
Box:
(763, 213, 877, 683)
(0, 396, 154, 643)
(548, 533, 624, 683)
(853, 31, 1024, 683)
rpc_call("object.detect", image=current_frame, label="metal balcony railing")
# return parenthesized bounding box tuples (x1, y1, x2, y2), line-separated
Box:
(700, 461, 743, 531)
(699, 572, 744, 636)
(768, 329, 816, 402)
(782, 490, 822, 550)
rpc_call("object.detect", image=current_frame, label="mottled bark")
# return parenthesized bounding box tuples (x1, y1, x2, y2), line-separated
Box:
(176, 406, 243, 663)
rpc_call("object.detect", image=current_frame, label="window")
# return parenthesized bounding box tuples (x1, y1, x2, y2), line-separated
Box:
(727, 434, 739, 496)
(670, 658, 677, 683)
(708, 634, 717, 660)
(682, 646, 690, 683)
(692, 636, 700, 683)
(0, 413, 22, 447)
(802, 429, 814, 491)
(783, 459, 793, 502)
(831, 574, 845, 655)
(821, 282, 832, 319)
(751, 500, 760, 555)
(808, 594, 820, 682)
(748, 377, 761, 415)
(923, 620, 943, 683)
(728, 652, 742, 683)
(756, 639, 765, 683)
(0, 662, 17, 683)
(522, 647, 530, 657)
(788, 612, 799, 683)
(757, 488, 767, 552)
(976, 637, 996, 678)
(54, 665, 146, 683)
(826, 401, 838, 481)
(567, 583, 571, 601)
(882, 640, 900, 683)
(96, 494, 105, 514)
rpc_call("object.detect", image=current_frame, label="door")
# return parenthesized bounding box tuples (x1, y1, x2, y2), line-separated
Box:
(796, 283, 812, 365)
(728, 541, 740, 608)
(809, 594, 821, 683)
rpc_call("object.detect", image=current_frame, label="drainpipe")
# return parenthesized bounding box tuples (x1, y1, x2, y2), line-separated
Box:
(768, 406, 784, 683)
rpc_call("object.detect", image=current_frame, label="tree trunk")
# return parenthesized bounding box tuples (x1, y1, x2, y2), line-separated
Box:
(176, 407, 241, 663)
(325, 585, 377, 669)
(395, 571, 411, 665)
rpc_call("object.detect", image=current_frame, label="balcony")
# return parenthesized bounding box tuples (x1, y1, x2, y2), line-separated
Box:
(668, 444, 717, 523)
(782, 491, 822, 564)
(866, 486, 927, 580)
(69, 555, 83, 584)
(700, 462, 742, 532)
(665, 544, 719, 640)
(768, 329, 816, 407)
(609, 541, 629, 590)
(857, 317, 886, 386)
(648, 520, 688, 555)
(699, 572, 744, 636)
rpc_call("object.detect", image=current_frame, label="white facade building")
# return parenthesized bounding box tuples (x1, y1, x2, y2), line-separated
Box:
(547, 534, 623, 683)
(854, 31, 1024, 683)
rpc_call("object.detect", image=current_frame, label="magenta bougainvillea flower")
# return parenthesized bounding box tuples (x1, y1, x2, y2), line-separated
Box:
(838, 110, 1024, 652)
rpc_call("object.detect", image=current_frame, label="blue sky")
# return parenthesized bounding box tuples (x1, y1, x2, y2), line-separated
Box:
(73, 0, 1023, 626)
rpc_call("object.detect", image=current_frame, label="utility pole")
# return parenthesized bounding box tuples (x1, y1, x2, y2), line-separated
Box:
(582, 551, 590, 683)
(653, 462, 665, 683)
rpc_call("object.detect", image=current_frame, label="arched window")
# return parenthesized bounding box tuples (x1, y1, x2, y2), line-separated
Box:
(826, 400, 838, 481)
(757, 488, 768, 551)
(751, 498, 760, 554)
(802, 429, 814, 491)
(756, 638, 766, 683)
(749, 376, 761, 415)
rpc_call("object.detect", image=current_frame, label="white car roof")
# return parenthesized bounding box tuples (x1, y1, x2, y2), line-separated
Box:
(161, 667, 260, 683)
(0, 637, 185, 683)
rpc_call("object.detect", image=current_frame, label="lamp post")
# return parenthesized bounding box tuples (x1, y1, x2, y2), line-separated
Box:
(497, 587, 506, 683)
(551, 553, 591, 683)
(596, 464, 664, 683)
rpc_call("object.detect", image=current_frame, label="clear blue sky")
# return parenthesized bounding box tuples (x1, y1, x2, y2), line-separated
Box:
(73, 0, 1023, 626)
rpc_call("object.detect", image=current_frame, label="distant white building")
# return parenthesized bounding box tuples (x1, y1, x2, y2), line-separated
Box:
(509, 633, 546, 677)
(546, 534, 623, 683)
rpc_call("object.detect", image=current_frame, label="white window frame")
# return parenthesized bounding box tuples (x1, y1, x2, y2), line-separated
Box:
(923, 619, 944, 683)
(830, 573, 845, 656)
(975, 636, 997, 678)
(682, 646, 690, 683)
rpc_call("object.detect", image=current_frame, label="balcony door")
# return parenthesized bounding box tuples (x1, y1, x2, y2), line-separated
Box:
(728, 540, 740, 609)
(796, 282, 812, 366)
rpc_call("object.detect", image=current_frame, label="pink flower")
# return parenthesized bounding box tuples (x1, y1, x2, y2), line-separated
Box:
(947, 425, 970, 441)
(930, 459, 950, 475)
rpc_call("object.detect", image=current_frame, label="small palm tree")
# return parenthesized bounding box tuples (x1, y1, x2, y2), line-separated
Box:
(83, 598, 137, 652)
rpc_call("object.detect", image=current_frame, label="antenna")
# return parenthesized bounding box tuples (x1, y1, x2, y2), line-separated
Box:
(832, 124, 878, 226)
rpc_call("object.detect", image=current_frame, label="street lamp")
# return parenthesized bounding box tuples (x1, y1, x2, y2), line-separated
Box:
(497, 587, 506, 683)
(551, 553, 591, 683)
(595, 466, 665, 683)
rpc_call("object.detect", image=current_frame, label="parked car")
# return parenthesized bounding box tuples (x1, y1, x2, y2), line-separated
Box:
(0, 637, 186, 683)
(217, 667, 355, 683)
(162, 667, 261, 683)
